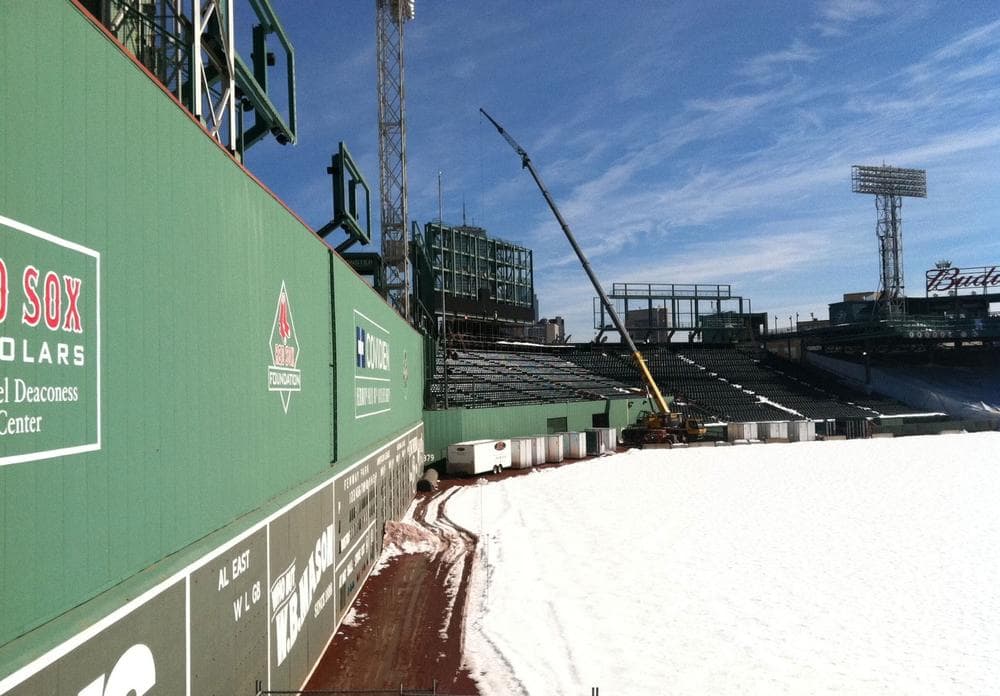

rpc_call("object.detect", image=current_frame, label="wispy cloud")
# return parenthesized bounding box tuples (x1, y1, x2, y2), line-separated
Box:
(930, 17, 1000, 61)
(905, 18, 1000, 85)
(815, 0, 884, 36)
(247, 3, 1000, 339)
(534, 229, 849, 339)
(502, 8, 1000, 335)
(739, 39, 819, 81)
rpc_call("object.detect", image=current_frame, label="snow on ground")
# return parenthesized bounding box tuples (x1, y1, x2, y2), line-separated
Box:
(447, 432, 1000, 695)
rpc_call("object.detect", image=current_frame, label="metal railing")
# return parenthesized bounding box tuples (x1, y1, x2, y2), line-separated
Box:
(106, 0, 193, 109)
(771, 314, 1000, 339)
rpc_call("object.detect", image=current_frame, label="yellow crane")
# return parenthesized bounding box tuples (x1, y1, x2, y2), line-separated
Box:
(480, 109, 705, 445)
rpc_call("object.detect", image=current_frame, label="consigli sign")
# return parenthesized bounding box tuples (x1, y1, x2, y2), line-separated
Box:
(925, 265, 1000, 294)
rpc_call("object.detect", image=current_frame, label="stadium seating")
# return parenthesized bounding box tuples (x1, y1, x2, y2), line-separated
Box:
(565, 345, 914, 424)
(428, 349, 640, 409)
(428, 344, 917, 423)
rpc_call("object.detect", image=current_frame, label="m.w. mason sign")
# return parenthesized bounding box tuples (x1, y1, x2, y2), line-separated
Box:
(925, 265, 1000, 295)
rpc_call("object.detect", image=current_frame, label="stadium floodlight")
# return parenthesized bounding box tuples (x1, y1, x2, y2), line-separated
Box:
(852, 164, 927, 319)
(851, 165, 927, 198)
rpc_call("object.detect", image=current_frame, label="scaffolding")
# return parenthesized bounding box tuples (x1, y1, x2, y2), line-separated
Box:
(594, 282, 752, 342)
(424, 223, 534, 322)
(82, 0, 296, 158)
(375, 0, 415, 319)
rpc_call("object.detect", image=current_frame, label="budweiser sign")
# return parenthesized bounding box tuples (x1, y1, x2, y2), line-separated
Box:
(925, 266, 1000, 294)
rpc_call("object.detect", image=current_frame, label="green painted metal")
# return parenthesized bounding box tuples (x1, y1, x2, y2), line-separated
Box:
(321, 141, 372, 248)
(246, 0, 297, 145)
(423, 398, 651, 461)
(333, 267, 424, 463)
(0, 1, 422, 656)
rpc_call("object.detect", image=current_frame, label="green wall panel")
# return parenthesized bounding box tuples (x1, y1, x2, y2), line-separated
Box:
(0, 1, 423, 649)
(332, 262, 425, 465)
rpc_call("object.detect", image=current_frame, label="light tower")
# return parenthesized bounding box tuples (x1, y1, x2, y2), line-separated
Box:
(376, 0, 415, 319)
(851, 164, 927, 318)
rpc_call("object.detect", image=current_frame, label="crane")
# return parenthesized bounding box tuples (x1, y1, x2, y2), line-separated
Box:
(479, 108, 704, 444)
(375, 0, 415, 318)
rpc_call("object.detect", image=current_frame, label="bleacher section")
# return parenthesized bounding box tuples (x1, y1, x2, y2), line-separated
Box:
(674, 347, 907, 420)
(428, 344, 918, 424)
(564, 345, 915, 424)
(428, 350, 639, 408)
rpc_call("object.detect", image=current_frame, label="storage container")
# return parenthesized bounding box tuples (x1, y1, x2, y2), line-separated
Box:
(545, 434, 564, 463)
(446, 439, 512, 475)
(585, 429, 605, 456)
(560, 432, 586, 459)
(510, 438, 535, 469)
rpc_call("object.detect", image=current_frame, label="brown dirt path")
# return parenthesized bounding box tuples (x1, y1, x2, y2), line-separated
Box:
(304, 484, 481, 695)
(304, 455, 613, 695)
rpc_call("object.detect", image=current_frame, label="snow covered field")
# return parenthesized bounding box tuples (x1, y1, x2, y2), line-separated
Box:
(446, 433, 1000, 695)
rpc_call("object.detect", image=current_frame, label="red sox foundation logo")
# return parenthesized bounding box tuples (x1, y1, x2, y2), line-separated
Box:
(267, 282, 301, 413)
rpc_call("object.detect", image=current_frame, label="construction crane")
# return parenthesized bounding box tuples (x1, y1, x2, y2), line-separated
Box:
(480, 108, 705, 444)
(375, 0, 415, 319)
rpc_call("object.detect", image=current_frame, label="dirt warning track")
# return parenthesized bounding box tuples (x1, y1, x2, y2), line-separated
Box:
(305, 483, 481, 694)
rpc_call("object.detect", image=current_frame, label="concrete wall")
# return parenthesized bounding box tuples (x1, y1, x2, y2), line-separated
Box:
(423, 398, 650, 461)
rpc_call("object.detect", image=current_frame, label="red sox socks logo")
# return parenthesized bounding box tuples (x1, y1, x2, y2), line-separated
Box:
(267, 282, 301, 413)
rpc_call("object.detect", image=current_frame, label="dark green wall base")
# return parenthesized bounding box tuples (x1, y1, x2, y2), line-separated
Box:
(423, 398, 651, 461)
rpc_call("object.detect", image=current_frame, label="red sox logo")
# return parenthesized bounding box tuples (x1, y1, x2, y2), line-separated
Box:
(267, 282, 301, 413)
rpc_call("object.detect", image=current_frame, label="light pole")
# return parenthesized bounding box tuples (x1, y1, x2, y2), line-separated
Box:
(438, 171, 448, 408)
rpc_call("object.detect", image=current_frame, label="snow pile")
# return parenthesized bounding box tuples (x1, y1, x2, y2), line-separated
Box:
(382, 518, 444, 557)
(340, 606, 366, 627)
(448, 433, 1000, 695)
(375, 499, 445, 573)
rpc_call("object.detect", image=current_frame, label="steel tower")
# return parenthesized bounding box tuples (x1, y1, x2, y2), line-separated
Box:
(376, 0, 415, 318)
(852, 165, 927, 318)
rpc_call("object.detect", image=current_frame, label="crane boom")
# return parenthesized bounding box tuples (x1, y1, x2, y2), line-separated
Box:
(479, 108, 671, 416)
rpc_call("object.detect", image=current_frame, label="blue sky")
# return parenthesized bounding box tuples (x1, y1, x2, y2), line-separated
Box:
(246, 1, 1000, 340)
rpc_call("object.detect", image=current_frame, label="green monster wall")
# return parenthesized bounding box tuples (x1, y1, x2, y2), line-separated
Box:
(0, 1, 423, 674)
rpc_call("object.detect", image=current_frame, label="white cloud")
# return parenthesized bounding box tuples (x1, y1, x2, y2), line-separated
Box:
(820, 0, 884, 23)
(815, 0, 884, 35)
(902, 18, 1000, 88)
(739, 39, 819, 81)
(930, 17, 1000, 61)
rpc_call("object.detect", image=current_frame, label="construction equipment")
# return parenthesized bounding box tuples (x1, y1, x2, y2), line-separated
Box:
(625, 411, 706, 445)
(480, 109, 703, 445)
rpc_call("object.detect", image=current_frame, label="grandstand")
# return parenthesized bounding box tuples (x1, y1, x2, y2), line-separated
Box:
(426, 342, 932, 437)
(429, 349, 639, 408)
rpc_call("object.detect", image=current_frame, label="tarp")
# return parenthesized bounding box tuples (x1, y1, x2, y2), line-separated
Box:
(805, 353, 1000, 421)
